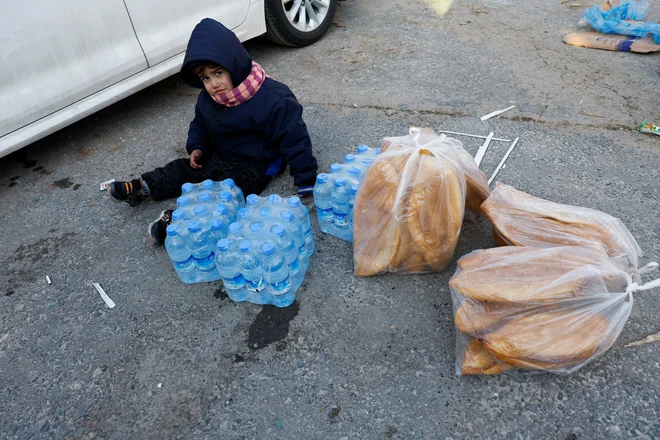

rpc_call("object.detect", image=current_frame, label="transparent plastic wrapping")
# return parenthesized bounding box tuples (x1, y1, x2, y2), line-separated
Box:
(352, 128, 490, 276)
(482, 183, 643, 269)
(450, 246, 637, 375)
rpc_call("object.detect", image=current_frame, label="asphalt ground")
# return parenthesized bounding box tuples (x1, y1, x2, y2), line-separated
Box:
(1, 0, 659, 438)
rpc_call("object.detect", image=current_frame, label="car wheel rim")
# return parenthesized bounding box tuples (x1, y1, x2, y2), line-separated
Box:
(282, 0, 330, 32)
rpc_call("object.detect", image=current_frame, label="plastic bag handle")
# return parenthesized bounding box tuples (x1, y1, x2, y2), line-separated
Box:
(626, 261, 660, 294)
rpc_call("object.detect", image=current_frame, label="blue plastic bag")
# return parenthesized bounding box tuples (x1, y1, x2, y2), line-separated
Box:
(583, 0, 660, 43)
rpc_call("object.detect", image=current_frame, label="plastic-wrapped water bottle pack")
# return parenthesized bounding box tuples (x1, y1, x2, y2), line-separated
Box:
(165, 179, 245, 284)
(216, 194, 315, 308)
(313, 144, 381, 241)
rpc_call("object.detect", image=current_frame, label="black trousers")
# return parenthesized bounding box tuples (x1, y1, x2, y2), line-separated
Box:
(141, 156, 272, 201)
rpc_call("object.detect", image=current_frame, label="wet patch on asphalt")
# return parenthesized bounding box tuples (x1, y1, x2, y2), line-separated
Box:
(247, 301, 300, 350)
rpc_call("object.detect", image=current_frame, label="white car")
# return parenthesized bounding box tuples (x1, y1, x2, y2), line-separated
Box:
(0, 0, 337, 159)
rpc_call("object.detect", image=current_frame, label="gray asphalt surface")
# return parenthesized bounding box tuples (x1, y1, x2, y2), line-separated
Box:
(1, 0, 660, 439)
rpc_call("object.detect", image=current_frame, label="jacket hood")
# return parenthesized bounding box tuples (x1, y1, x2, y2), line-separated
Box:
(180, 18, 252, 89)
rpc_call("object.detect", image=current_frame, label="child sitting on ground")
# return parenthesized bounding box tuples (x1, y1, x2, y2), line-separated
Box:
(109, 18, 318, 245)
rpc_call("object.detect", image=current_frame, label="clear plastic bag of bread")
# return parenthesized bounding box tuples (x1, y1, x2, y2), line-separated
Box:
(482, 183, 643, 270)
(352, 127, 490, 276)
(450, 245, 660, 375)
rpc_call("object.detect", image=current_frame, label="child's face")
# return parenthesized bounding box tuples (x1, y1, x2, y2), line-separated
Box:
(198, 66, 234, 96)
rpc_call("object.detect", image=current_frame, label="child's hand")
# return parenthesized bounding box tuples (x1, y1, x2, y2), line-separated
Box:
(190, 149, 204, 169)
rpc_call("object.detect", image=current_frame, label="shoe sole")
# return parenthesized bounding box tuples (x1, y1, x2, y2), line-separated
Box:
(147, 210, 168, 246)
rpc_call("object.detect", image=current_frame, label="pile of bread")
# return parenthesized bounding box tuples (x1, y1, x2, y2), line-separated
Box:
(352, 128, 490, 276)
(451, 183, 644, 375)
(349, 128, 650, 375)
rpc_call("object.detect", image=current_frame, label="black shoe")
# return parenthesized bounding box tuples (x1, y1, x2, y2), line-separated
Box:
(109, 179, 148, 207)
(148, 209, 173, 246)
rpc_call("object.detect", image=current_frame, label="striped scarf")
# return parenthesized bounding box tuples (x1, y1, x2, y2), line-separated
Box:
(210, 62, 267, 107)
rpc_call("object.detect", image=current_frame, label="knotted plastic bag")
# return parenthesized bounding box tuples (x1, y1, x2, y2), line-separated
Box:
(450, 246, 660, 375)
(352, 127, 489, 276)
(583, 0, 660, 43)
(482, 183, 643, 270)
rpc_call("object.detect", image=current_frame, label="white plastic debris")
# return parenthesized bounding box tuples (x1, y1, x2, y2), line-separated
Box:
(488, 137, 520, 185)
(437, 130, 511, 142)
(480, 105, 516, 122)
(473, 132, 494, 167)
(99, 179, 115, 191)
(157, 383, 162, 388)
(46, 275, 52, 285)
(92, 282, 115, 309)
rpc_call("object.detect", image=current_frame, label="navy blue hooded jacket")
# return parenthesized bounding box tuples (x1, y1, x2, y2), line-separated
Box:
(180, 18, 318, 188)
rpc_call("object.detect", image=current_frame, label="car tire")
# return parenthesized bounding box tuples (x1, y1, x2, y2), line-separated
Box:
(265, 0, 338, 47)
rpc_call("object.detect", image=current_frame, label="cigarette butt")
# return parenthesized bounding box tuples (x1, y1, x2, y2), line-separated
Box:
(46, 276, 52, 285)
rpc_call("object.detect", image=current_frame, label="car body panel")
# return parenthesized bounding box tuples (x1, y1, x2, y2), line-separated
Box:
(0, 0, 148, 138)
(123, 0, 250, 66)
(0, 0, 266, 159)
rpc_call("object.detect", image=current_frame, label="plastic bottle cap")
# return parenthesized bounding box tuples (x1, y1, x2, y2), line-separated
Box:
(268, 194, 281, 203)
(210, 218, 224, 230)
(219, 191, 232, 202)
(201, 180, 214, 189)
(222, 178, 235, 188)
(187, 221, 201, 233)
(181, 183, 194, 193)
(357, 144, 369, 153)
(259, 207, 273, 217)
(239, 239, 253, 252)
(166, 224, 178, 236)
(317, 173, 329, 183)
(335, 176, 347, 186)
(172, 210, 185, 221)
(281, 209, 294, 222)
(216, 238, 230, 251)
(237, 207, 249, 218)
(246, 194, 259, 205)
(193, 205, 207, 215)
(214, 204, 228, 215)
(270, 225, 285, 237)
(260, 241, 276, 255)
(351, 184, 359, 193)
(344, 154, 356, 162)
(287, 197, 301, 207)
(250, 222, 264, 233)
(330, 163, 342, 174)
(197, 191, 211, 202)
(229, 222, 243, 234)
(177, 196, 190, 206)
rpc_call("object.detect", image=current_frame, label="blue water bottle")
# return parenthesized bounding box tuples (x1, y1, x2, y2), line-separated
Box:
(176, 195, 193, 219)
(280, 209, 307, 270)
(181, 182, 196, 197)
(199, 179, 215, 193)
(270, 225, 302, 291)
(221, 178, 245, 207)
(216, 238, 248, 301)
(238, 240, 265, 298)
(314, 173, 334, 232)
(165, 224, 195, 284)
(209, 217, 228, 245)
(287, 196, 314, 256)
(332, 177, 350, 231)
(348, 184, 359, 230)
(245, 194, 261, 215)
(260, 241, 294, 307)
(188, 220, 219, 282)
